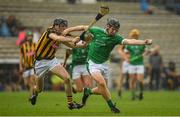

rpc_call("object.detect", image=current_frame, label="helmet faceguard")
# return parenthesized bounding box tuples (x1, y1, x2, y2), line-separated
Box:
(107, 18, 120, 29)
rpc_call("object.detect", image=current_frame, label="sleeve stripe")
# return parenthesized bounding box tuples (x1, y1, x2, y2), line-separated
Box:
(121, 39, 125, 45)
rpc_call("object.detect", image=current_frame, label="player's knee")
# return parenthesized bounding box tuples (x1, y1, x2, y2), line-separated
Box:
(98, 80, 106, 88)
(64, 77, 71, 84)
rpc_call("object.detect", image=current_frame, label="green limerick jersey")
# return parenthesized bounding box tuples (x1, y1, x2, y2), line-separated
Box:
(126, 45, 146, 65)
(72, 47, 88, 66)
(88, 26, 124, 63)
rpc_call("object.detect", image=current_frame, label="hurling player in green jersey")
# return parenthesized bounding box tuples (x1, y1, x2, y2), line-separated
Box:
(125, 29, 151, 101)
(63, 18, 152, 113)
(64, 47, 93, 94)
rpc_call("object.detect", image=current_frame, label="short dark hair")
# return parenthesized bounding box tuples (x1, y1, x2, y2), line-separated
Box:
(53, 18, 68, 27)
(107, 18, 120, 29)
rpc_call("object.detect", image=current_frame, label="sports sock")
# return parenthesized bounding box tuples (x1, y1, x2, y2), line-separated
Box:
(107, 100, 114, 108)
(67, 96, 73, 104)
(86, 88, 93, 95)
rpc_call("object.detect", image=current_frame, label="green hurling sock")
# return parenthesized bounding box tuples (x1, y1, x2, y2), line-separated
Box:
(107, 100, 114, 108)
(86, 88, 93, 95)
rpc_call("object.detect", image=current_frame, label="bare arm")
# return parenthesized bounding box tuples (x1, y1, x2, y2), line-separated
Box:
(117, 45, 129, 61)
(123, 39, 152, 45)
(62, 25, 88, 35)
(19, 50, 23, 73)
(63, 49, 72, 67)
(49, 33, 79, 43)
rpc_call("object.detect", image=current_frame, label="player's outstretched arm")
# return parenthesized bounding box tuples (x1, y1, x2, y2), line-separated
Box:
(62, 25, 88, 35)
(49, 33, 80, 43)
(117, 45, 129, 61)
(123, 39, 152, 45)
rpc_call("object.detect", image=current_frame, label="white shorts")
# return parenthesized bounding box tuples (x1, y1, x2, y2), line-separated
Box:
(72, 64, 89, 80)
(128, 64, 144, 74)
(122, 61, 130, 74)
(23, 68, 35, 78)
(34, 57, 60, 78)
(88, 59, 109, 80)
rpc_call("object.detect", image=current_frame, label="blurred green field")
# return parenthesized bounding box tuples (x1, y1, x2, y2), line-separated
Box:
(0, 91, 180, 116)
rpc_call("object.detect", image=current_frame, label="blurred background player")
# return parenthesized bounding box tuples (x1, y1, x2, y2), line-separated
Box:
(63, 45, 93, 94)
(125, 29, 153, 100)
(117, 42, 130, 98)
(62, 18, 152, 113)
(19, 31, 36, 100)
(31, 18, 83, 109)
(148, 45, 163, 90)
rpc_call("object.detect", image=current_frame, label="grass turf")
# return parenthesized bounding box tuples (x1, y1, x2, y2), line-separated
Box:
(0, 91, 180, 116)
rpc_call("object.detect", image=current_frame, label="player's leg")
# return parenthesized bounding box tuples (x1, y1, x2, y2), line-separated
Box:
(93, 72, 120, 113)
(118, 71, 124, 97)
(22, 71, 29, 90)
(129, 65, 138, 100)
(85, 78, 107, 95)
(118, 61, 128, 97)
(82, 75, 93, 88)
(73, 77, 84, 92)
(72, 65, 84, 93)
(137, 73, 144, 100)
(82, 71, 120, 113)
(81, 61, 109, 104)
(50, 64, 82, 109)
(33, 75, 44, 93)
(29, 75, 35, 98)
(82, 60, 120, 113)
(73, 75, 93, 93)
(29, 75, 44, 105)
(91, 72, 111, 99)
(136, 65, 145, 100)
(129, 73, 137, 100)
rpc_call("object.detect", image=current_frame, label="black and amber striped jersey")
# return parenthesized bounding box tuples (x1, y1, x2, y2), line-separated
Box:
(20, 40, 36, 70)
(35, 27, 60, 60)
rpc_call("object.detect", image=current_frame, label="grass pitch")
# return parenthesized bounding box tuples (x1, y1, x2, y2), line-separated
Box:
(0, 91, 180, 116)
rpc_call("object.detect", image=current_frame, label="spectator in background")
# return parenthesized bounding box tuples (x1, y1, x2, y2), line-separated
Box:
(0, 68, 5, 91)
(162, 61, 178, 90)
(7, 15, 22, 36)
(0, 16, 11, 37)
(67, 0, 76, 4)
(11, 65, 22, 91)
(140, 0, 153, 14)
(148, 45, 163, 90)
(0, 15, 22, 37)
